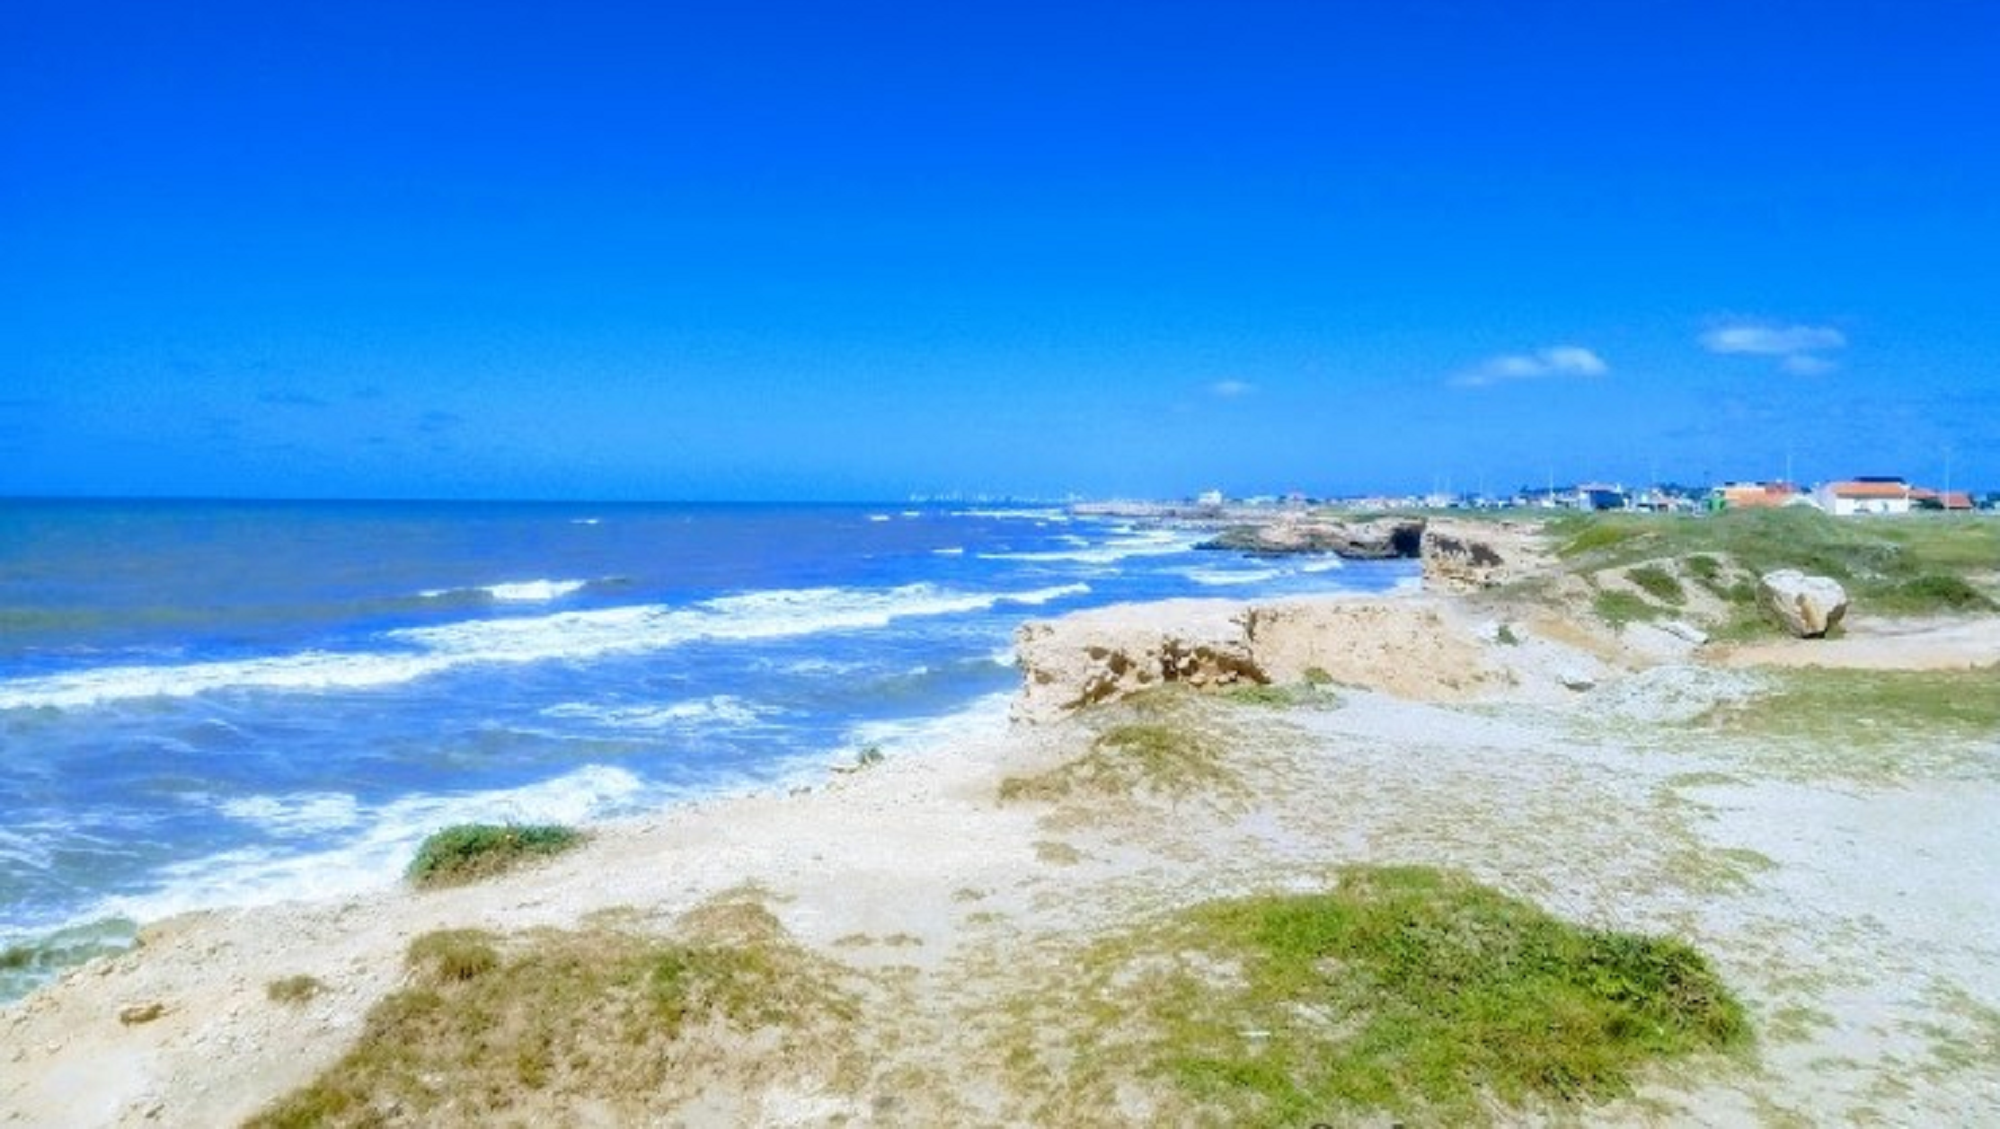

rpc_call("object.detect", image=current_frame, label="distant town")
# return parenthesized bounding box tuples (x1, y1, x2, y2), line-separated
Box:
(1176, 476, 1998, 515)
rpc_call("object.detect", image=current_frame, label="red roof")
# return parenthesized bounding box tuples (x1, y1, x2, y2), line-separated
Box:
(1828, 481, 1910, 499)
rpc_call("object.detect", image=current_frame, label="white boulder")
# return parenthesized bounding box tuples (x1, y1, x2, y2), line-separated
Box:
(1757, 569, 1849, 638)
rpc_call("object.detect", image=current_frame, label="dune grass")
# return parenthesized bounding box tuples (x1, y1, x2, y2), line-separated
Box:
(1706, 667, 2000, 746)
(1593, 589, 1670, 628)
(247, 902, 859, 1128)
(999, 717, 1237, 804)
(1004, 866, 1749, 1126)
(1553, 509, 1998, 614)
(1626, 564, 1688, 605)
(405, 823, 584, 889)
(266, 974, 327, 1005)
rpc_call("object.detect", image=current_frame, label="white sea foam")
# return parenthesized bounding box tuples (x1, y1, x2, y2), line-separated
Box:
(485, 579, 589, 602)
(931, 547, 965, 556)
(419, 578, 589, 602)
(217, 792, 362, 837)
(1300, 558, 1346, 573)
(867, 514, 892, 523)
(94, 766, 655, 924)
(0, 582, 1091, 709)
(1184, 567, 1283, 586)
(978, 530, 1197, 565)
(541, 695, 776, 730)
(952, 508, 1070, 522)
(835, 692, 1013, 762)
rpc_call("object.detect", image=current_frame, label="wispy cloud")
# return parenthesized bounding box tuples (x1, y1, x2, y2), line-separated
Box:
(1778, 354, 1837, 376)
(1452, 345, 1607, 388)
(1700, 321, 1845, 374)
(1208, 379, 1255, 398)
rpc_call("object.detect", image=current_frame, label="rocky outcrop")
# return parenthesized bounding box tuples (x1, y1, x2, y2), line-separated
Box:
(1421, 520, 1548, 591)
(1195, 517, 1424, 559)
(1013, 595, 1497, 722)
(1012, 600, 1265, 721)
(1758, 570, 1849, 638)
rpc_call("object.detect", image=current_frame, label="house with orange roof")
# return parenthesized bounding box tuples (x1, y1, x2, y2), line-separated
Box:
(1714, 481, 1806, 509)
(1815, 477, 1912, 516)
(1910, 488, 1977, 512)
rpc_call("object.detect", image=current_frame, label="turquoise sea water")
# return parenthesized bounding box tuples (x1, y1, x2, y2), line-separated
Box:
(0, 499, 1414, 997)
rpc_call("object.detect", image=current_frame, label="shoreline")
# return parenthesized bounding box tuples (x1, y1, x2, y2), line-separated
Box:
(6, 574, 2000, 1124)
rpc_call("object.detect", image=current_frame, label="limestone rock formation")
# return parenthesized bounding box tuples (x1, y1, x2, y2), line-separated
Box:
(1758, 570, 1849, 638)
(1421, 520, 1547, 591)
(1195, 517, 1424, 559)
(1013, 594, 1497, 722)
(1012, 600, 1265, 723)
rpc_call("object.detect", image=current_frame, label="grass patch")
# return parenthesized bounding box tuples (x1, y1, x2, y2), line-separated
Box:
(1706, 667, 2000, 746)
(266, 975, 327, 1005)
(1495, 624, 1521, 646)
(998, 718, 1236, 804)
(1553, 509, 2000, 617)
(1878, 573, 1996, 614)
(406, 823, 584, 889)
(1685, 554, 1723, 584)
(248, 901, 859, 1127)
(1005, 866, 1748, 1125)
(1626, 564, 1687, 605)
(407, 928, 501, 981)
(1221, 682, 1333, 708)
(1593, 589, 1669, 628)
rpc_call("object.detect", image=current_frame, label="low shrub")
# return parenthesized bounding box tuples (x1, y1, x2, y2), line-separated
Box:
(1626, 564, 1686, 605)
(266, 975, 327, 1005)
(407, 823, 584, 889)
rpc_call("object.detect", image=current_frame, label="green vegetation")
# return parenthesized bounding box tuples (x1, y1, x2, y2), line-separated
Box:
(1005, 866, 1748, 1126)
(266, 975, 327, 1005)
(1625, 564, 1687, 605)
(248, 901, 858, 1128)
(1707, 667, 2000, 748)
(1684, 554, 1724, 584)
(1551, 509, 2000, 620)
(407, 928, 501, 981)
(1881, 574, 1996, 614)
(406, 823, 584, 889)
(1495, 623, 1521, 646)
(998, 717, 1237, 804)
(1593, 589, 1669, 628)
(1221, 681, 1333, 708)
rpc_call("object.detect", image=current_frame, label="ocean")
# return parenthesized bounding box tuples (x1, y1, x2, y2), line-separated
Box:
(0, 499, 1414, 998)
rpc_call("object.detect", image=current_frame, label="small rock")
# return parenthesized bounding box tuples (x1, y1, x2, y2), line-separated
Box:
(118, 1001, 167, 1026)
(1662, 620, 1709, 645)
(1558, 671, 1596, 692)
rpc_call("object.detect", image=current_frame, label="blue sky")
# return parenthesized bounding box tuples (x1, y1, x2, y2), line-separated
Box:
(4, 1, 1996, 500)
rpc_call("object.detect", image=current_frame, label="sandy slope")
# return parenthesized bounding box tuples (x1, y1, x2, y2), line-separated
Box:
(4, 595, 1998, 1126)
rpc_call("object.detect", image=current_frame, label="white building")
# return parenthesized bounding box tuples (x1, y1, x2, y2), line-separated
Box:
(1814, 479, 1912, 516)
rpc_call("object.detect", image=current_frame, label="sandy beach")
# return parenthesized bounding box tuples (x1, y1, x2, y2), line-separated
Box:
(4, 576, 1998, 1126)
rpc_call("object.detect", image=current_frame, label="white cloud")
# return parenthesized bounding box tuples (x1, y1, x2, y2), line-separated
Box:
(1700, 324, 1846, 356)
(1452, 345, 1607, 388)
(1700, 321, 1845, 375)
(1209, 379, 1255, 398)
(1779, 353, 1837, 376)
